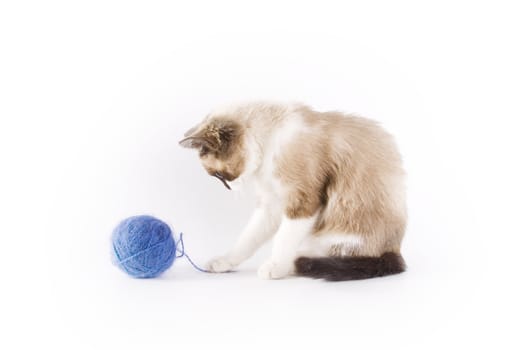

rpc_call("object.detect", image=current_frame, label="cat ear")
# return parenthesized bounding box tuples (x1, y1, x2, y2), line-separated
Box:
(215, 122, 237, 144)
(178, 136, 218, 150)
(179, 120, 238, 151)
(180, 122, 216, 150)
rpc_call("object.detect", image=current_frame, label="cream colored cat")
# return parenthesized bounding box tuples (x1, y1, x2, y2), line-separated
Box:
(180, 102, 406, 280)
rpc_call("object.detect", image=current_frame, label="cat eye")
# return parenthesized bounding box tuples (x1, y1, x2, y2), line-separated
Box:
(199, 146, 210, 156)
(213, 172, 231, 190)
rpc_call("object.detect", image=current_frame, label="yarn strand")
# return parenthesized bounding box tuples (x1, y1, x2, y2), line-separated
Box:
(175, 233, 209, 273)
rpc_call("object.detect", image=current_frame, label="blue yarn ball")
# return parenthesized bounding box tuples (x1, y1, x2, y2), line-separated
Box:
(111, 215, 176, 278)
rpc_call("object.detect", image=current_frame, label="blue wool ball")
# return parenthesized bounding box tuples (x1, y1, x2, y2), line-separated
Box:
(112, 215, 176, 278)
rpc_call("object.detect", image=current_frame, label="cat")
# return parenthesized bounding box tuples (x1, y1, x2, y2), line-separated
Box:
(180, 102, 406, 281)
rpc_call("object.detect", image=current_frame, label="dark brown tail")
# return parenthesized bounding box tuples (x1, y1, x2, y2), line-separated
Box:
(294, 252, 406, 281)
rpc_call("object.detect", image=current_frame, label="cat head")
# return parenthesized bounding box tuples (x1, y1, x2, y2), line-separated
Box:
(179, 117, 248, 190)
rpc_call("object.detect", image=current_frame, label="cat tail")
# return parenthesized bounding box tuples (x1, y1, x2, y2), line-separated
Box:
(294, 252, 406, 281)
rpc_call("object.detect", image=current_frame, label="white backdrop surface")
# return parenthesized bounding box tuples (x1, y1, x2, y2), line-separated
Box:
(1, 1, 524, 350)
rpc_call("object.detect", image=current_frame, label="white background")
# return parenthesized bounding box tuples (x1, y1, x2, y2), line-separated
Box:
(1, 1, 524, 349)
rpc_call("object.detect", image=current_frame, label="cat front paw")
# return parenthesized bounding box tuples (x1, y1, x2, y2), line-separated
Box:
(206, 256, 235, 273)
(257, 260, 292, 279)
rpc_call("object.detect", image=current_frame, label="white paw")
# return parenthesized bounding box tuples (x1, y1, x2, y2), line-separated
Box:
(257, 260, 292, 279)
(206, 256, 235, 273)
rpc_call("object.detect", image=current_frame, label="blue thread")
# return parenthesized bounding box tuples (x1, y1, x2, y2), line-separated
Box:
(112, 215, 208, 278)
(175, 233, 209, 273)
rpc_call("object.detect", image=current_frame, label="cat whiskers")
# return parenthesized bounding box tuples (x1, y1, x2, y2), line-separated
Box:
(213, 172, 231, 190)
